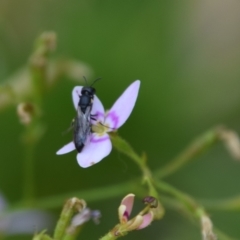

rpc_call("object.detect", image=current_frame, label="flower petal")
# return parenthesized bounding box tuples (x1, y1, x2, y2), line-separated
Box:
(91, 94, 105, 123)
(0, 210, 53, 235)
(0, 193, 7, 212)
(126, 215, 143, 231)
(76, 133, 112, 168)
(137, 212, 153, 230)
(119, 194, 135, 223)
(56, 142, 75, 155)
(71, 208, 92, 227)
(72, 86, 83, 110)
(105, 80, 140, 129)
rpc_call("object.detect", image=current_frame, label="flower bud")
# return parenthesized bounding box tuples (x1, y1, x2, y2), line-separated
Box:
(17, 102, 35, 125)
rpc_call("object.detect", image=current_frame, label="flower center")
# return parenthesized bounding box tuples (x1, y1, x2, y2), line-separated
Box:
(92, 122, 109, 136)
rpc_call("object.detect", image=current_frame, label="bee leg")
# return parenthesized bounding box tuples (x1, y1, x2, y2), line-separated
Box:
(62, 118, 75, 135)
(90, 114, 97, 121)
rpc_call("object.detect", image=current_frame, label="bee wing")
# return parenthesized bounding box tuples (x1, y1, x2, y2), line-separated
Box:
(74, 106, 92, 151)
(72, 86, 83, 110)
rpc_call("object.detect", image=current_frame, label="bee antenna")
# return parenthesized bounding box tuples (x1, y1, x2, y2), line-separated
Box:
(90, 77, 101, 87)
(83, 76, 89, 86)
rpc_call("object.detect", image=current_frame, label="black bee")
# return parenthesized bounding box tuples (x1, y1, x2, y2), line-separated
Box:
(73, 77, 100, 152)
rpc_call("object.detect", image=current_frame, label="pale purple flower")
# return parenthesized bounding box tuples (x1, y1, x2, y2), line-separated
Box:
(69, 208, 101, 229)
(0, 193, 53, 235)
(57, 80, 140, 168)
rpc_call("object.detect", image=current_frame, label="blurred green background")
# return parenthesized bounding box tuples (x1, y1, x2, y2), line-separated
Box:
(1, 0, 240, 239)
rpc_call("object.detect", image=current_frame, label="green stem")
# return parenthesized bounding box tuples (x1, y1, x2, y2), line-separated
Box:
(22, 137, 35, 204)
(154, 180, 202, 217)
(154, 127, 221, 179)
(99, 232, 118, 240)
(110, 134, 158, 197)
(53, 198, 85, 240)
(200, 195, 240, 211)
(62, 226, 82, 240)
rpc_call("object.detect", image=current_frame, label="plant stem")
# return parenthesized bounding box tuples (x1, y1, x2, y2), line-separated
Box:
(154, 127, 222, 179)
(53, 198, 85, 240)
(200, 195, 240, 211)
(99, 232, 118, 240)
(22, 135, 35, 204)
(110, 134, 157, 196)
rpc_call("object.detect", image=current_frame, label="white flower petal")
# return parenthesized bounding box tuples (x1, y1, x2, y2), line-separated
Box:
(77, 133, 112, 168)
(72, 86, 83, 110)
(105, 80, 140, 129)
(56, 142, 75, 155)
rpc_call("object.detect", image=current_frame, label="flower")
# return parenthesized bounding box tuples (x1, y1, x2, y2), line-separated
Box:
(67, 208, 101, 234)
(118, 194, 153, 230)
(109, 194, 153, 237)
(0, 192, 53, 236)
(57, 80, 140, 168)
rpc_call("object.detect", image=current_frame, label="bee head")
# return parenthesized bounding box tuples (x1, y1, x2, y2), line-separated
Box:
(81, 87, 96, 96)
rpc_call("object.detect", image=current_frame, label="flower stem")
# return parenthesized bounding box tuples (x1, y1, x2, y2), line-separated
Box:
(200, 195, 240, 211)
(99, 232, 119, 240)
(110, 133, 165, 217)
(110, 134, 155, 193)
(62, 227, 82, 240)
(53, 198, 85, 240)
(22, 134, 35, 204)
(154, 127, 222, 179)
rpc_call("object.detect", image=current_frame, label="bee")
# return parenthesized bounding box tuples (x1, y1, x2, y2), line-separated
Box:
(73, 77, 100, 152)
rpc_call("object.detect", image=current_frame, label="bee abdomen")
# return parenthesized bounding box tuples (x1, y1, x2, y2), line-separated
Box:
(75, 142, 84, 153)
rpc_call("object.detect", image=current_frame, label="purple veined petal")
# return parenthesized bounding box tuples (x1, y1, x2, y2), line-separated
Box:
(0, 209, 54, 235)
(76, 133, 112, 168)
(105, 80, 140, 129)
(56, 142, 75, 155)
(91, 94, 105, 123)
(137, 212, 153, 230)
(72, 86, 83, 110)
(120, 194, 135, 220)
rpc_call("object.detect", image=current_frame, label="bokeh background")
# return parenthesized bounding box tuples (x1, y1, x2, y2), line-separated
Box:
(1, 0, 240, 239)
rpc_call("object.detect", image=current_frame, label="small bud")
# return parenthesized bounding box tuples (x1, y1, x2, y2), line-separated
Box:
(142, 196, 158, 208)
(39, 32, 56, 52)
(201, 215, 217, 240)
(219, 129, 240, 160)
(17, 102, 35, 125)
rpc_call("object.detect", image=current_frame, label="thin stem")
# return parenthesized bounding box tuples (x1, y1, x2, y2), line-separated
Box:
(200, 195, 240, 211)
(110, 134, 157, 196)
(22, 136, 35, 204)
(154, 127, 222, 179)
(154, 180, 202, 217)
(53, 198, 85, 240)
(99, 232, 118, 240)
(62, 227, 82, 240)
